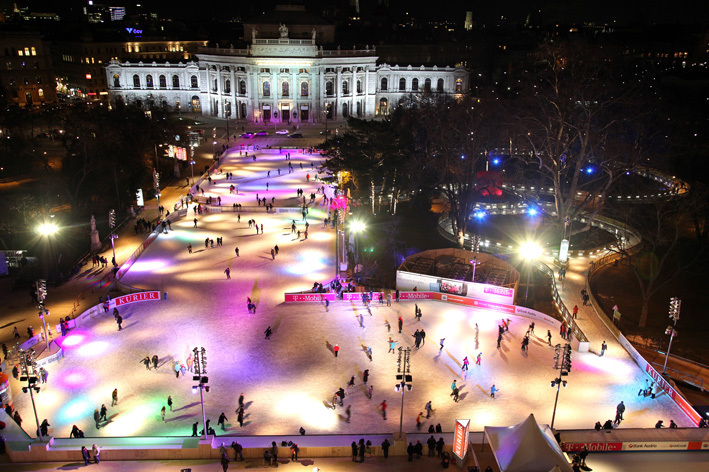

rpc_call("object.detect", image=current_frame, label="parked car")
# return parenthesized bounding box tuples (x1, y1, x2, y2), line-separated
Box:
(255, 130, 269, 136)
(240, 133, 254, 138)
(287, 133, 303, 138)
(320, 129, 332, 135)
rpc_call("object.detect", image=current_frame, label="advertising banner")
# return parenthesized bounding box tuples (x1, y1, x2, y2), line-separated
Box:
(284, 293, 335, 302)
(396, 270, 514, 305)
(563, 442, 623, 452)
(114, 291, 161, 306)
(453, 419, 470, 459)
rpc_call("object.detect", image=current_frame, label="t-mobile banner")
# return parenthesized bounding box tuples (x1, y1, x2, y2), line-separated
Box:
(434, 293, 516, 314)
(284, 293, 336, 302)
(114, 291, 161, 306)
(397, 270, 514, 305)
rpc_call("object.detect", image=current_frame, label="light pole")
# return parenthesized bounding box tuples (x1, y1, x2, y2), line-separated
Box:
(153, 169, 161, 209)
(322, 107, 329, 140)
(153, 143, 163, 174)
(395, 346, 412, 438)
(19, 348, 42, 441)
(34, 279, 49, 351)
(550, 343, 572, 429)
(225, 109, 231, 142)
(663, 297, 681, 374)
(192, 346, 209, 438)
(37, 220, 58, 284)
(520, 241, 542, 305)
(108, 209, 118, 267)
(350, 220, 366, 283)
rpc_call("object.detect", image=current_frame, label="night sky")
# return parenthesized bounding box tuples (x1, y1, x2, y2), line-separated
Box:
(8, 0, 709, 25)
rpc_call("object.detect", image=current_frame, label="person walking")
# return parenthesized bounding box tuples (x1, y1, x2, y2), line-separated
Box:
(112, 388, 118, 406)
(264, 326, 272, 339)
(601, 340, 608, 357)
(161, 406, 166, 422)
(425, 400, 433, 418)
(615, 401, 626, 424)
(573, 305, 579, 318)
(380, 400, 387, 420)
(167, 396, 173, 411)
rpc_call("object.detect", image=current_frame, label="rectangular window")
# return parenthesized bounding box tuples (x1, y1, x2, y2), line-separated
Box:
(31, 47, 36, 56)
(24, 48, 30, 56)
(18, 49, 24, 56)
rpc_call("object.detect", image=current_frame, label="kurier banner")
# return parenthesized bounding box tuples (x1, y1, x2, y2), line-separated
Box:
(114, 291, 161, 306)
(453, 419, 470, 459)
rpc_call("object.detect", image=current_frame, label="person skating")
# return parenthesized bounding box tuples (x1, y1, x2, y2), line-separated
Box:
(167, 395, 173, 411)
(224, 267, 231, 279)
(380, 400, 387, 419)
(398, 316, 403, 333)
(152, 354, 159, 370)
(346, 405, 351, 423)
(333, 344, 339, 357)
(116, 313, 123, 330)
(491, 385, 499, 398)
(237, 407, 244, 427)
(451, 387, 460, 402)
(112, 388, 118, 406)
(416, 412, 424, 429)
(94, 409, 101, 429)
(264, 326, 272, 339)
(461, 356, 469, 371)
(218, 412, 228, 430)
(600, 340, 607, 356)
(142, 356, 151, 370)
(614, 401, 626, 424)
(362, 369, 369, 384)
(40, 418, 50, 437)
(161, 406, 166, 422)
(425, 400, 433, 418)
(547, 330, 552, 346)
(99, 404, 107, 422)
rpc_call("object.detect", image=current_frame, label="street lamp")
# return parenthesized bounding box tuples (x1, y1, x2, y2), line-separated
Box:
(663, 297, 681, 374)
(153, 169, 161, 209)
(550, 343, 572, 429)
(34, 279, 50, 351)
(520, 241, 542, 304)
(19, 348, 43, 441)
(395, 347, 412, 438)
(37, 219, 59, 285)
(192, 347, 209, 438)
(350, 221, 366, 283)
(108, 209, 118, 268)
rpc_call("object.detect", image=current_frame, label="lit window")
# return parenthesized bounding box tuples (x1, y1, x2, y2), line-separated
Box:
(24, 47, 30, 56)
(31, 47, 36, 56)
(38, 88, 44, 97)
(18, 49, 24, 56)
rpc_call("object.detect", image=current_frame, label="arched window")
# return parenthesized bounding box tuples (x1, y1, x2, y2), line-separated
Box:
(133, 74, 140, 88)
(325, 81, 333, 96)
(38, 88, 44, 98)
(342, 81, 349, 94)
(437, 78, 444, 92)
(212, 78, 217, 92)
(282, 81, 289, 97)
(357, 80, 362, 93)
(343, 102, 349, 117)
(225, 79, 231, 93)
(263, 81, 270, 97)
(146, 75, 154, 88)
(412, 78, 419, 91)
(381, 78, 388, 91)
(399, 78, 406, 91)
(190, 75, 198, 88)
(113, 74, 120, 87)
(172, 75, 180, 88)
(159, 75, 166, 88)
(356, 101, 362, 117)
(424, 78, 431, 92)
(240, 102, 247, 119)
(455, 78, 463, 92)
(301, 81, 308, 97)
(379, 97, 388, 115)
(239, 80, 246, 95)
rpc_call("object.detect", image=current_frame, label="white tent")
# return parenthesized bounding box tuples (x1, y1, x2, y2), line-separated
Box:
(484, 414, 573, 472)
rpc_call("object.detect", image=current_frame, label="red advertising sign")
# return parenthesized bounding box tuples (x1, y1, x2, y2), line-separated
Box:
(453, 419, 470, 459)
(114, 291, 160, 306)
(644, 364, 702, 425)
(284, 293, 335, 302)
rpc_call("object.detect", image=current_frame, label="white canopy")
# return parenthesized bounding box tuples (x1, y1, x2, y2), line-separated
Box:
(484, 414, 573, 472)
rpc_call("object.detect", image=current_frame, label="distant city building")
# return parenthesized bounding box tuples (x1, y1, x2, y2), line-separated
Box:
(0, 30, 57, 107)
(106, 4, 468, 121)
(465, 11, 473, 31)
(109, 7, 125, 22)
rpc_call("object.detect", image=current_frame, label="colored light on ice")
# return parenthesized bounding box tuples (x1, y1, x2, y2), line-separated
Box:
(76, 341, 111, 357)
(130, 259, 168, 272)
(61, 333, 86, 347)
(276, 393, 337, 429)
(58, 396, 93, 422)
(63, 370, 90, 387)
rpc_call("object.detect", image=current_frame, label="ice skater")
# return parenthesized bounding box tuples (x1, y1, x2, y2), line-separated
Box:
(264, 326, 272, 339)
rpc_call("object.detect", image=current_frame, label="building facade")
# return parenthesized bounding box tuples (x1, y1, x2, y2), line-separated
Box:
(106, 30, 468, 122)
(0, 30, 57, 107)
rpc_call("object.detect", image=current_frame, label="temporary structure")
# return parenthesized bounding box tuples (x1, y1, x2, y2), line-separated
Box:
(484, 414, 573, 472)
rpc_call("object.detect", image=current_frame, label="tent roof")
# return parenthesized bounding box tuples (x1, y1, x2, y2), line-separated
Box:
(484, 414, 573, 472)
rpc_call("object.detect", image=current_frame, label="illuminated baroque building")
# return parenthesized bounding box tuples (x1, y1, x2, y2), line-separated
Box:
(105, 4, 468, 122)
